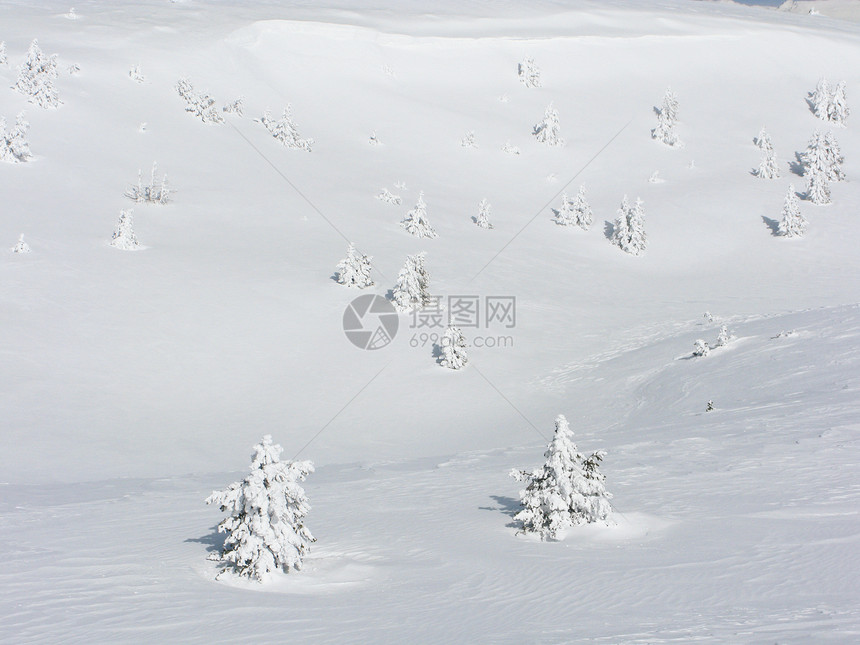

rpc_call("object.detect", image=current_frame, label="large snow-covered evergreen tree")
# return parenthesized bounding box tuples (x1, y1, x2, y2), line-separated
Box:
(755, 134, 780, 179)
(14, 40, 60, 109)
(110, 209, 141, 250)
(391, 252, 431, 312)
(801, 131, 833, 205)
(335, 243, 374, 288)
(510, 414, 612, 540)
(611, 196, 647, 256)
(533, 103, 564, 147)
(260, 106, 313, 151)
(651, 87, 681, 147)
(0, 113, 32, 163)
(440, 326, 469, 370)
(778, 184, 806, 238)
(206, 435, 315, 581)
(553, 192, 575, 226)
(754, 126, 773, 151)
(0, 41, 7, 66)
(400, 192, 438, 238)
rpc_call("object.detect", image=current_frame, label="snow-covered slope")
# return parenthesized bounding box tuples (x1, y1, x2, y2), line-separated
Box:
(1, 1, 858, 642)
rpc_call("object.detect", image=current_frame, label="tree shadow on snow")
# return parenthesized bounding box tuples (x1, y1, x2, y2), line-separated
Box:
(603, 220, 615, 241)
(431, 342, 444, 365)
(788, 152, 805, 177)
(762, 215, 782, 237)
(185, 525, 225, 555)
(479, 495, 520, 527)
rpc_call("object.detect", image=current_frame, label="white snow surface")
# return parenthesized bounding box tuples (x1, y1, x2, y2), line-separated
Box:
(1, 0, 859, 642)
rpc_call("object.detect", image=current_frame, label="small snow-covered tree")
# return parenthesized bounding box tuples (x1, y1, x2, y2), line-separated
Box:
(510, 414, 612, 540)
(778, 184, 807, 237)
(0, 113, 32, 163)
(261, 106, 313, 151)
(810, 77, 830, 121)
(110, 209, 140, 250)
(460, 131, 477, 148)
(176, 78, 224, 124)
(222, 97, 244, 117)
(335, 243, 374, 288)
(14, 40, 60, 109)
(714, 325, 731, 348)
(754, 127, 773, 150)
(475, 199, 493, 229)
(693, 339, 710, 357)
(128, 64, 145, 83)
(518, 57, 541, 88)
(12, 234, 31, 253)
(611, 196, 646, 256)
(501, 141, 520, 155)
(0, 42, 7, 66)
(755, 144, 780, 179)
(440, 326, 469, 370)
(400, 191, 437, 238)
(553, 192, 575, 226)
(206, 435, 314, 581)
(533, 103, 564, 147)
(828, 80, 848, 126)
(391, 252, 431, 312)
(125, 162, 170, 204)
(822, 131, 845, 182)
(571, 185, 592, 230)
(652, 87, 681, 147)
(376, 188, 401, 205)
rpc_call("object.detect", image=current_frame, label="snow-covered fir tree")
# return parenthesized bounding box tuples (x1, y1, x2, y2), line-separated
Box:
(778, 184, 807, 238)
(810, 77, 830, 121)
(110, 209, 140, 250)
(828, 80, 848, 126)
(175, 78, 224, 124)
(128, 64, 145, 83)
(651, 87, 681, 147)
(0, 113, 32, 163)
(260, 106, 313, 151)
(518, 57, 541, 88)
(533, 103, 564, 147)
(754, 126, 773, 150)
(475, 199, 493, 229)
(0, 42, 7, 66)
(376, 188, 401, 205)
(335, 243, 374, 288)
(440, 326, 469, 370)
(14, 40, 60, 109)
(391, 252, 431, 312)
(570, 185, 593, 230)
(801, 131, 833, 205)
(206, 435, 314, 581)
(714, 325, 731, 348)
(755, 143, 780, 179)
(400, 191, 438, 238)
(553, 191, 575, 226)
(12, 234, 31, 253)
(611, 196, 647, 256)
(822, 131, 845, 182)
(806, 170, 831, 205)
(509, 414, 612, 540)
(693, 339, 710, 357)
